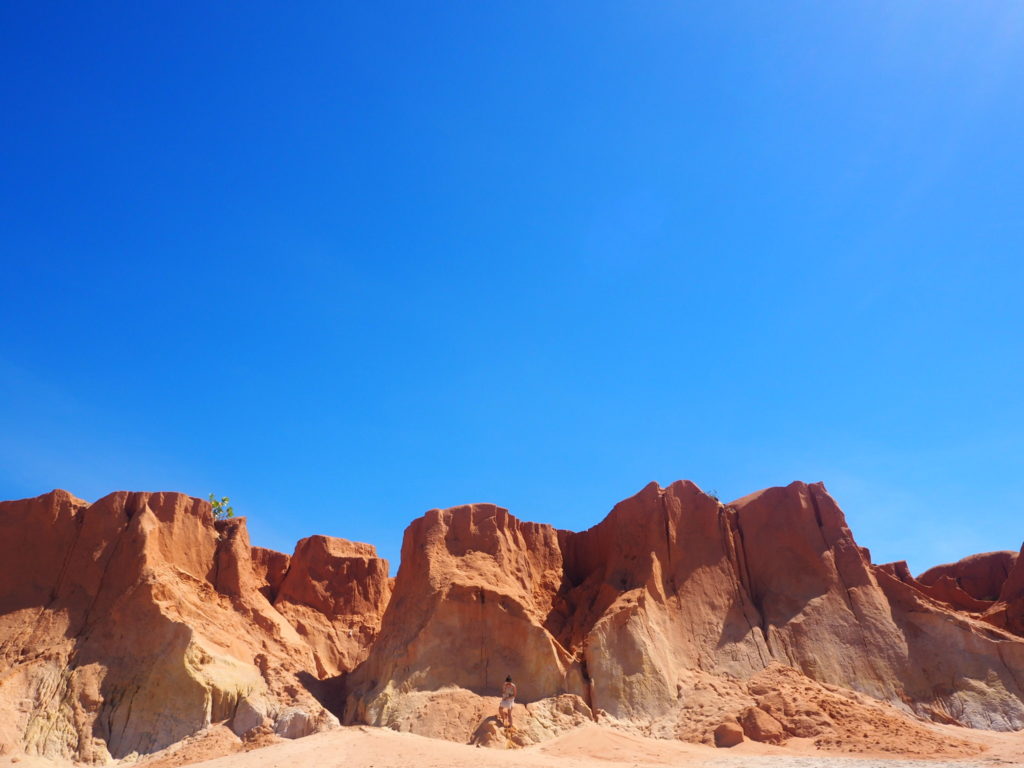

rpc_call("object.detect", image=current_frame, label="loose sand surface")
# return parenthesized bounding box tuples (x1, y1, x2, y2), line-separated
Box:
(89, 723, 1023, 768)
(3, 722, 1021, 768)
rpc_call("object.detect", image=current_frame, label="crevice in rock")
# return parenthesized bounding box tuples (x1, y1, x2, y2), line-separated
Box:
(579, 649, 597, 721)
(50, 505, 86, 603)
(73, 507, 134, 641)
(272, 558, 297, 609)
(480, 587, 488, 692)
(807, 489, 856, 615)
(806, 487, 895, 699)
(661, 491, 673, 572)
(723, 506, 771, 665)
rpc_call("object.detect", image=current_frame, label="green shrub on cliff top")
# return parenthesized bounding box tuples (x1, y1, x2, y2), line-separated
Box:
(209, 494, 234, 520)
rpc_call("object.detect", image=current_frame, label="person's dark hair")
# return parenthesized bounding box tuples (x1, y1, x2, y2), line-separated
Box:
(505, 675, 512, 682)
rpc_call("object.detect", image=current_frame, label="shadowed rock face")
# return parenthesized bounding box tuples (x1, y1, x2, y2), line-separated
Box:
(1001, 545, 1024, 634)
(1, 481, 1022, 761)
(919, 551, 1019, 602)
(0, 491, 390, 763)
(273, 535, 392, 677)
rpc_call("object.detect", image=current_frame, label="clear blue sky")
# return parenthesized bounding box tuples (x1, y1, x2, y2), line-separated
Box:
(2, 2, 1022, 576)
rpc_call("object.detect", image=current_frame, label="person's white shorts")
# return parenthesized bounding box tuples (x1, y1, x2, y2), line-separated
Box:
(499, 698, 514, 710)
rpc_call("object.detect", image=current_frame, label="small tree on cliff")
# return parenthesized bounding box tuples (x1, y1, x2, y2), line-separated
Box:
(209, 494, 234, 520)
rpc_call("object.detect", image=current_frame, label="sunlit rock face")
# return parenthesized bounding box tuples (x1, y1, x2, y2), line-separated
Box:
(0, 490, 390, 762)
(1, 480, 1022, 761)
(346, 480, 1024, 736)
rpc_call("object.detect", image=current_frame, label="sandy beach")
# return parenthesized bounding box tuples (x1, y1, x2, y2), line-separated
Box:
(77, 722, 1020, 768)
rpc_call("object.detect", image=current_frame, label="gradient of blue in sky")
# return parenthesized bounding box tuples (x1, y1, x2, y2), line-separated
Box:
(2, 1, 1022, 575)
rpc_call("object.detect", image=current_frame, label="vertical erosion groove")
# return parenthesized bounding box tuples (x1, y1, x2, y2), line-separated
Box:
(724, 506, 772, 664)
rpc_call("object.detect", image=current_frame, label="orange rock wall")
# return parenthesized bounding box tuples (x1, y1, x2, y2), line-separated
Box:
(345, 481, 1024, 732)
(2, 480, 1023, 760)
(0, 491, 391, 762)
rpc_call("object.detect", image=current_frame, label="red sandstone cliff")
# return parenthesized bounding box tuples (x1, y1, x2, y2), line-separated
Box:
(0, 491, 390, 762)
(344, 481, 1024, 740)
(1001, 544, 1024, 636)
(0, 481, 1021, 761)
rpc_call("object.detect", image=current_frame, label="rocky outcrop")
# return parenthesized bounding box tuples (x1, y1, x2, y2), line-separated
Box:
(1, 480, 1022, 761)
(0, 490, 390, 762)
(344, 480, 1024, 739)
(250, 546, 290, 603)
(918, 551, 1018, 602)
(343, 502, 582, 729)
(882, 547, 1024, 641)
(273, 535, 392, 677)
(879, 560, 994, 613)
(729, 483, 1024, 729)
(1000, 544, 1024, 636)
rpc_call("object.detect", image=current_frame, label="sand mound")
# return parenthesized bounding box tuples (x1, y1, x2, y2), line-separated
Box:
(663, 665, 983, 757)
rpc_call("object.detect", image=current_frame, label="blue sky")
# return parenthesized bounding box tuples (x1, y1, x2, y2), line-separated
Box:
(2, 2, 1022, 575)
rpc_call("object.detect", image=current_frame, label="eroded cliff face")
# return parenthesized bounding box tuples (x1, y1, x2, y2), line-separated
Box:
(1001, 545, 1024, 636)
(1, 481, 1022, 762)
(344, 481, 1024, 738)
(344, 502, 583, 730)
(919, 551, 1018, 602)
(882, 547, 1024, 641)
(0, 491, 391, 763)
(273, 535, 392, 677)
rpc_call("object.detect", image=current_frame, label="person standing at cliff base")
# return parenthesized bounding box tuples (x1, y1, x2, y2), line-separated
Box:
(498, 675, 516, 727)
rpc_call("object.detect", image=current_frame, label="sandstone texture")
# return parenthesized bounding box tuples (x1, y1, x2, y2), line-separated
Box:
(882, 544, 1024, 640)
(918, 550, 1018, 602)
(713, 721, 743, 747)
(0, 480, 1022, 763)
(345, 481, 1024, 743)
(1001, 543, 1024, 636)
(0, 491, 390, 762)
